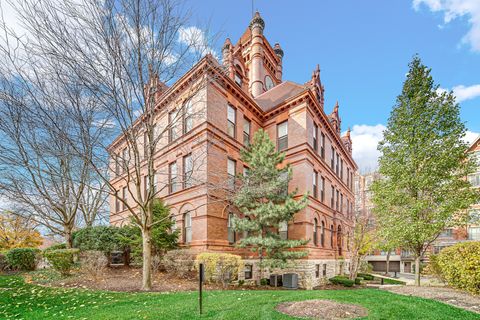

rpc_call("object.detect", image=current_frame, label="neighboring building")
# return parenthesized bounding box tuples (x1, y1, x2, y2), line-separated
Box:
(108, 12, 357, 288)
(359, 137, 480, 274)
(431, 136, 480, 253)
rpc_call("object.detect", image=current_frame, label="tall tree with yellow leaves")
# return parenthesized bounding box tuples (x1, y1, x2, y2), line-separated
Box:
(0, 212, 43, 250)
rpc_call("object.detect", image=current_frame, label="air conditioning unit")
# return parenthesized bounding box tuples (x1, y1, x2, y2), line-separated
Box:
(282, 273, 298, 289)
(270, 274, 283, 287)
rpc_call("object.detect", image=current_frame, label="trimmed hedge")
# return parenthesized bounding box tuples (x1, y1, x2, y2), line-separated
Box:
(329, 276, 355, 287)
(44, 249, 79, 276)
(357, 273, 374, 280)
(43, 243, 67, 252)
(5, 248, 40, 271)
(0, 252, 7, 271)
(196, 252, 242, 287)
(436, 241, 480, 294)
(163, 249, 196, 277)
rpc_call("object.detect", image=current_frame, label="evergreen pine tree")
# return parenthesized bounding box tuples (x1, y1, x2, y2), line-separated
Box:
(371, 56, 479, 286)
(232, 129, 308, 279)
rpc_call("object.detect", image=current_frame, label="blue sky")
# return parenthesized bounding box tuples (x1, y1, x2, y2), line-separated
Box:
(186, 0, 480, 171)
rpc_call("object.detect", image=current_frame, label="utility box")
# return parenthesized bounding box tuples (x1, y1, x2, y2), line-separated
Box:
(282, 273, 298, 289)
(270, 274, 283, 287)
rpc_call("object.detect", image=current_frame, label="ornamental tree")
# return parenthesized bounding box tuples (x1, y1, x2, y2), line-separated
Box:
(0, 212, 43, 250)
(371, 56, 479, 286)
(232, 129, 308, 281)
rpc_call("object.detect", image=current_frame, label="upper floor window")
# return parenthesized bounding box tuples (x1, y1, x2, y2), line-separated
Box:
(340, 193, 343, 213)
(169, 109, 181, 142)
(330, 147, 335, 170)
(321, 221, 325, 247)
(331, 186, 335, 208)
(227, 104, 236, 138)
(122, 186, 127, 210)
(183, 211, 192, 243)
(169, 161, 179, 193)
(122, 148, 128, 173)
(321, 133, 325, 159)
(227, 158, 236, 189)
(115, 191, 120, 213)
(279, 221, 288, 240)
(183, 100, 193, 134)
(330, 225, 334, 248)
(115, 154, 120, 177)
(277, 121, 288, 151)
(312, 170, 318, 198)
(340, 159, 344, 180)
(336, 153, 340, 176)
(336, 190, 340, 211)
(265, 75, 274, 90)
(243, 118, 251, 145)
(228, 213, 236, 244)
(321, 177, 325, 202)
(347, 168, 350, 187)
(235, 73, 242, 86)
(313, 123, 318, 151)
(183, 154, 193, 188)
(313, 218, 318, 246)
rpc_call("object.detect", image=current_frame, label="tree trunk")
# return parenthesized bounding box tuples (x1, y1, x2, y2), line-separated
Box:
(414, 256, 421, 286)
(141, 227, 152, 291)
(64, 226, 73, 248)
(385, 251, 391, 275)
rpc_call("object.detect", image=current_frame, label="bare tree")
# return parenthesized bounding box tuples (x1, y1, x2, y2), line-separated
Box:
(2, 0, 218, 290)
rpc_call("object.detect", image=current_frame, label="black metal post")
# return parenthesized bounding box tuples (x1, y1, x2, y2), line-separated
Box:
(199, 263, 204, 315)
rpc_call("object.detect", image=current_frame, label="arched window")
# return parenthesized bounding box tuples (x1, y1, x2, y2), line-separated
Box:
(228, 213, 236, 244)
(313, 218, 318, 246)
(183, 211, 192, 244)
(330, 224, 334, 248)
(279, 221, 288, 240)
(321, 221, 325, 247)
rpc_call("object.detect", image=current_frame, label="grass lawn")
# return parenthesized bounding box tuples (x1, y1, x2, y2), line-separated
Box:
(1, 275, 478, 320)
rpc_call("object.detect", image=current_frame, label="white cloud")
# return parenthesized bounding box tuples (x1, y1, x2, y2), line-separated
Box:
(413, 0, 480, 52)
(437, 84, 480, 102)
(348, 124, 479, 173)
(178, 26, 218, 60)
(464, 130, 479, 145)
(348, 124, 386, 173)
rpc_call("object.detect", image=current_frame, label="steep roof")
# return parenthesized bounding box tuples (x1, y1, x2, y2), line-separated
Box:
(254, 81, 306, 112)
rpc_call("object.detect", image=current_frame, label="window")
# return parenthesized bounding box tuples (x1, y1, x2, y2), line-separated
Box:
(312, 170, 318, 198)
(439, 229, 453, 238)
(115, 191, 120, 213)
(331, 186, 335, 208)
(347, 168, 350, 187)
(122, 186, 127, 210)
(227, 104, 236, 137)
(330, 147, 334, 169)
(169, 161, 178, 193)
(183, 211, 192, 243)
(169, 109, 181, 142)
(244, 265, 253, 279)
(330, 225, 334, 248)
(337, 225, 343, 255)
(313, 123, 318, 151)
(228, 158, 236, 189)
(321, 133, 325, 159)
(321, 221, 325, 247)
(115, 154, 120, 177)
(321, 177, 325, 202)
(336, 190, 340, 211)
(336, 153, 340, 176)
(340, 193, 343, 213)
(277, 121, 288, 151)
(322, 264, 327, 277)
(243, 118, 251, 145)
(313, 218, 318, 246)
(279, 221, 288, 240)
(183, 100, 193, 134)
(143, 131, 149, 159)
(265, 75, 274, 90)
(468, 227, 480, 240)
(228, 213, 236, 244)
(122, 148, 128, 173)
(235, 73, 242, 86)
(183, 154, 193, 188)
(315, 264, 320, 278)
(340, 159, 343, 180)
(468, 173, 480, 187)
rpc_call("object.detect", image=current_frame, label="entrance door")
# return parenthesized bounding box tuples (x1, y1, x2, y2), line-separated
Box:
(404, 262, 411, 273)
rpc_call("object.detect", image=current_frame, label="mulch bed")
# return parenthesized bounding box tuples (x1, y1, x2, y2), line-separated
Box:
(276, 300, 368, 319)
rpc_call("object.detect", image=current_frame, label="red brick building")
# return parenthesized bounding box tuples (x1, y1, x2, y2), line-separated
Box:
(109, 12, 356, 288)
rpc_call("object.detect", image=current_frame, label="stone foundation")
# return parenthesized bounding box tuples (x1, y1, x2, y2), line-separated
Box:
(238, 259, 350, 289)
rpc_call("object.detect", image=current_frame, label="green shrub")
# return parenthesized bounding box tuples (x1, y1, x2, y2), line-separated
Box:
(260, 278, 269, 286)
(196, 252, 242, 287)
(163, 249, 196, 277)
(357, 273, 374, 280)
(44, 249, 79, 276)
(436, 241, 480, 294)
(329, 275, 355, 287)
(0, 252, 8, 271)
(383, 278, 406, 285)
(5, 248, 40, 271)
(355, 277, 364, 285)
(73, 226, 124, 254)
(43, 243, 67, 252)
